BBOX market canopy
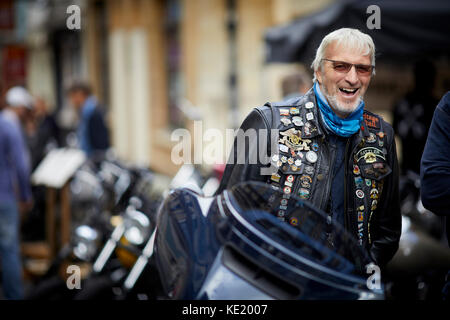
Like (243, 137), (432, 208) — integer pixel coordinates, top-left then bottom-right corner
(264, 0), (450, 64)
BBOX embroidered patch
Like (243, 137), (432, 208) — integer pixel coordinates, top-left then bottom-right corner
(363, 113), (380, 129)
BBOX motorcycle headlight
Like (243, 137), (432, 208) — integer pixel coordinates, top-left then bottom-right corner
(73, 225), (100, 261)
(123, 208), (151, 246)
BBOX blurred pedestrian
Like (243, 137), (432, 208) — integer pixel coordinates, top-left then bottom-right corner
(420, 91), (450, 300)
(67, 82), (110, 157)
(393, 59), (439, 175)
(0, 113), (33, 300)
(2, 86), (34, 169)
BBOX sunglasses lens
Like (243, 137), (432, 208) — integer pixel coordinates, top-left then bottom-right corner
(356, 65), (372, 74)
(333, 62), (351, 72)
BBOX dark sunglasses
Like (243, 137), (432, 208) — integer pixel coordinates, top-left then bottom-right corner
(322, 58), (374, 75)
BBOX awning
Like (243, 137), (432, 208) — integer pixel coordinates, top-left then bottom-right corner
(264, 0), (450, 64)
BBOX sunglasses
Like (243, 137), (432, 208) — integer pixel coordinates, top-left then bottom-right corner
(322, 59), (374, 75)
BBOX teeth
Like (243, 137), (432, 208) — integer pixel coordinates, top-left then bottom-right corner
(341, 88), (358, 93)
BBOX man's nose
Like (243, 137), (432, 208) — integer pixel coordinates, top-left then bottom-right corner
(344, 66), (359, 84)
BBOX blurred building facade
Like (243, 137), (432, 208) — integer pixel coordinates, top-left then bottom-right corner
(2, 0), (449, 175)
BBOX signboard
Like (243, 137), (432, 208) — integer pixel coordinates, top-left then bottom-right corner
(32, 148), (86, 188)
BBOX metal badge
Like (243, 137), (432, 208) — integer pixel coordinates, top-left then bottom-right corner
(305, 101), (314, 109)
(305, 165), (314, 175)
(277, 210), (285, 218)
(370, 188), (379, 199)
(305, 151), (318, 163)
(284, 181), (293, 187)
(295, 159), (302, 167)
(276, 160), (282, 168)
(281, 156), (288, 163)
(297, 152), (304, 159)
(306, 112), (314, 121)
(291, 165), (299, 172)
(272, 154), (279, 162)
(280, 117), (292, 126)
(280, 108), (289, 116)
(287, 157), (294, 165)
(292, 116), (304, 127)
(367, 132), (377, 143)
(353, 164), (360, 175)
(281, 198), (288, 206)
(365, 179), (371, 187)
(312, 142), (319, 152)
(356, 190), (365, 199)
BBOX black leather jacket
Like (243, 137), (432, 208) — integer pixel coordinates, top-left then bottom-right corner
(218, 88), (401, 267)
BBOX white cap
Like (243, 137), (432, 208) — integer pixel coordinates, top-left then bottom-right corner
(5, 86), (34, 109)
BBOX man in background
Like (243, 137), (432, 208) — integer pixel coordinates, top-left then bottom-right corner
(67, 82), (110, 157)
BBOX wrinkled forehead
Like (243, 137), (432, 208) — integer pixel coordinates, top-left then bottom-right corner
(325, 40), (372, 64)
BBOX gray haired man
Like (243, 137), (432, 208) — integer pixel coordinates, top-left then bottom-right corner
(218, 28), (401, 269)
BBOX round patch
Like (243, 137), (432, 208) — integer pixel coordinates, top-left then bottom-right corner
(283, 186), (292, 194)
(356, 190), (364, 199)
(306, 151), (318, 163)
(312, 143), (319, 152)
(286, 175), (294, 183)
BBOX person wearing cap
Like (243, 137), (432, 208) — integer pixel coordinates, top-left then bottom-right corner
(0, 112), (33, 299)
(217, 28), (401, 270)
(67, 82), (110, 157)
(2, 86), (34, 169)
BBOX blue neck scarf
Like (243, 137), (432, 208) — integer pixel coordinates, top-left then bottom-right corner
(313, 81), (364, 137)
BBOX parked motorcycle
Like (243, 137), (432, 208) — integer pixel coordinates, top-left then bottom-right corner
(153, 181), (383, 300)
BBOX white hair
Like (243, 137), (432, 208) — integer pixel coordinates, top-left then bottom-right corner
(311, 28), (376, 81)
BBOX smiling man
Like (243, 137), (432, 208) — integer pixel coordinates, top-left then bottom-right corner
(218, 28), (401, 269)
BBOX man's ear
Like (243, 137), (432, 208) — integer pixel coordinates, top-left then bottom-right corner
(315, 69), (322, 84)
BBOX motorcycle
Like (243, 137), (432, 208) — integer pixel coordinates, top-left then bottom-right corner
(152, 181), (383, 300)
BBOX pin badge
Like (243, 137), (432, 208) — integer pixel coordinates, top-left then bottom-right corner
(305, 165), (314, 175)
(305, 151), (318, 163)
(306, 112), (314, 121)
(356, 190), (365, 199)
(283, 186), (292, 194)
(295, 159), (302, 167)
(281, 156), (287, 163)
(280, 117), (292, 126)
(353, 164), (360, 175)
(292, 116), (304, 127)
(272, 154), (279, 162)
(271, 173), (281, 183)
(279, 144), (289, 153)
(305, 102), (314, 109)
(290, 107), (300, 115)
(312, 142), (319, 152)
(280, 108), (289, 116)
(289, 217), (299, 226)
(286, 175), (294, 183)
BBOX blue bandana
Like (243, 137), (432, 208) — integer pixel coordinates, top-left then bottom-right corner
(313, 81), (364, 137)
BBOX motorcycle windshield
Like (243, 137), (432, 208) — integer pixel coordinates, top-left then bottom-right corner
(225, 182), (372, 276)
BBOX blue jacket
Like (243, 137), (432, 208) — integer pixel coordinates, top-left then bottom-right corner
(420, 92), (450, 244)
(0, 115), (32, 203)
(77, 96), (110, 156)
